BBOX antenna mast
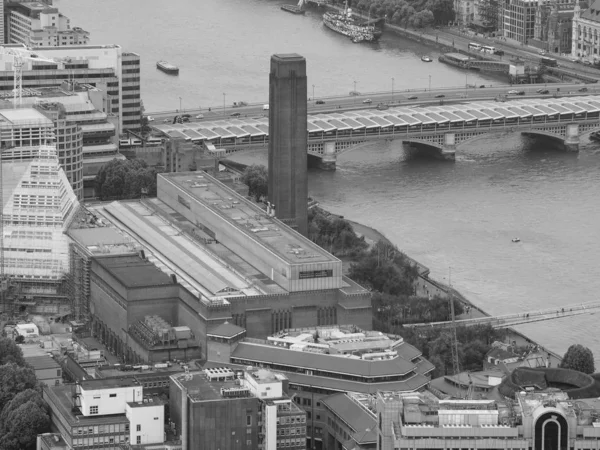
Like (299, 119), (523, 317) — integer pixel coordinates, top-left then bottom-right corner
(449, 267), (460, 375)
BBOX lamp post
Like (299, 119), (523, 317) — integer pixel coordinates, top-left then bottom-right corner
(312, 84), (315, 102)
(223, 93), (226, 116)
(179, 96), (182, 112)
(465, 72), (468, 96)
(428, 75), (431, 92)
(353, 80), (357, 103)
(391, 77), (395, 103)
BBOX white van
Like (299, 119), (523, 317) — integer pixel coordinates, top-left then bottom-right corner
(263, 104), (269, 110)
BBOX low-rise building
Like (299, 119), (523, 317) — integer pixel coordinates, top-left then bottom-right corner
(43, 377), (165, 449)
(26, 354), (62, 386)
(321, 393), (376, 450)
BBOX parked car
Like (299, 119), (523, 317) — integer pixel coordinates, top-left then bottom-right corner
(407, 95), (418, 100)
(434, 94), (445, 98)
(363, 99), (372, 104)
(230, 112), (241, 117)
(316, 99), (325, 104)
(578, 87), (589, 92)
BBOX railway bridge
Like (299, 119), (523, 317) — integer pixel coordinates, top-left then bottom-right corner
(151, 95), (600, 170)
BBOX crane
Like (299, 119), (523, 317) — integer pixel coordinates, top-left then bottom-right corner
(0, 46), (57, 108)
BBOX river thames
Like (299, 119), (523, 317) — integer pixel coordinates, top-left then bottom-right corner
(62, 0), (600, 362)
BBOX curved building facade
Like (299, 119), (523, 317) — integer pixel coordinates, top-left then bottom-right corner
(55, 118), (83, 200)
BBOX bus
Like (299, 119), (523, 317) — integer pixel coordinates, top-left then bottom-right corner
(481, 45), (496, 54)
(468, 42), (482, 51)
(541, 56), (558, 67)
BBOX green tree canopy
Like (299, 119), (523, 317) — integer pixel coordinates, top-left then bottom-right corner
(241, 164), (268, 202)
(0, 337), (26, 366)
(560, 344), (595, 374)
(94, 159), (158, 201)
(307, 209), (367, 256)
(0, 363), (39, 413)
(0, 389), (50, 450)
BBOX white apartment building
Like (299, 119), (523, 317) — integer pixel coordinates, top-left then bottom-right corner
(7, 2), (89, 47)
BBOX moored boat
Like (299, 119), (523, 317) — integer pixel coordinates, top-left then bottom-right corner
(421, 55), (433, 62)
(322, 0), (383, 43)
(281, 0), (306, 14)
(157, 61), (179, 75)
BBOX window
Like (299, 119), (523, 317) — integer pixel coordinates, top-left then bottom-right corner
(109, 393), (116, 398)
(136, 436), (141, 444)
(246, 415), (252, 426)
(57, 369), (62, 377)
(89, 406), (98, 415)
(136, 424), (141, 432)
(246, 440), (252, 446)
(247, 428), (252, 434)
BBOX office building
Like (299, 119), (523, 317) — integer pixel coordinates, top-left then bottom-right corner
(169, 367), (306, 450)
(268, 53), (308, 236)
(6, 1), (89, 47)
(43, 377), (165, 449)
(0, 44), (141, 132)
(500, 0), (538, 43)
(25, 354), (63, 386)
(0, 142), (78, 313)
(321, 393), (377, 450)
(227, 325), (433, 450)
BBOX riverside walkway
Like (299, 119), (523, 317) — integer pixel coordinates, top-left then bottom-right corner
(404, 301), (600, 330)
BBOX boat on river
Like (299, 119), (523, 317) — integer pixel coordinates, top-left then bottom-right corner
(421, 55), (433, 62)
(322, 0), (383, 43)
(156, 61), (179, 75)
(281, 0), (306, 14)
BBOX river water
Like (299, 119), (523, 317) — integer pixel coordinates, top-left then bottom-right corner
(62, 0), (600, 362)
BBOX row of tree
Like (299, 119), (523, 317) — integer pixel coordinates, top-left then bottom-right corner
(338, 0), (455, 29)
(0, 338), (50, 450)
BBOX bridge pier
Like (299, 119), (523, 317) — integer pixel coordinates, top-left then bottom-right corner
(564, 123), (580, 152)
(319, 141), (337, 171)
(441, 133), (457, 161)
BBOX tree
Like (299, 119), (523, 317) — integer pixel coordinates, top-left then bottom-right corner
(560, 344), (595, 374)
(0, 363), (39, 413)
(0, 390), (50, 450)
(94, 159), (158, 200)
(241, 164), (268, 202)
(0, 337), (26, 366)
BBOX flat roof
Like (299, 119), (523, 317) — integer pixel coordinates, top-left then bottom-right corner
(160, 172), (339, 265)
(26, 354), (61, 370)
(94, 255), (174, 289)
(80, 377), (140, 390)
(0, 108), (54, 125)
(171, 371), (255, 402)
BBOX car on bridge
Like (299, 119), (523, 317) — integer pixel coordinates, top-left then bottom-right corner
(363, 99), (372, 104)
(579, 87), (589, 92)
(508, 89), (519, 95)
(196, 114), (204, 119)
(407, 95), (418, 100)
(316, 100), (325, 104)
(230, 112), (241, 117)
(434, 94), (445, 98)
(539, 89), (550, 94)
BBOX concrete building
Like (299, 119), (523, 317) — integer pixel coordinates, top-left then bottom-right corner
(0, 143), (79, 314)
(572, 0), (600, 61)
(25, 354), (62, 386)
(321, 393), (377, 450)
(43, 377), (165, 449)
(531, 0), (578, 54)
(170, 367), (306, 450)
(376, 389), (600, 450)
(6, 1), (89, 47)
(0, 44), (141, 132)
(268, 53), (308, 235)
(226, 326), (433, 450)
(500, 0), (538, 43)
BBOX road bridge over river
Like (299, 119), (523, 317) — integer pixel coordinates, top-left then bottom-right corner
(151, 94), (600, 169)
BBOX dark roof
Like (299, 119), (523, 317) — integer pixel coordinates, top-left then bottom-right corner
(321, 394), (377, 443)
(26, 355), (61, 370)
(232, 342), (416, 377)
(80, 377), (139, 390)
(207, 322), (246, 339)
(486, 347), (518, 361)
(93, 255), (174, 289)
(582, 0), (600, 22)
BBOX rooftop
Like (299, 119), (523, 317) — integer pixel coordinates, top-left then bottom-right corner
(0, 108), (54, 126)
(160, 172), (339, 265)
(171, 370), (254, 403)
(94, 255), (175, 289)
(25, 354), (61, 370)
(80, 377), (140, 390)
(68, 224), (138, 256)
(321, 393), (377, 444)
(207, 322), (246, 339)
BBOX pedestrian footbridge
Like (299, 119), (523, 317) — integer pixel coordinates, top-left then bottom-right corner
(151, 95), (600, 169)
